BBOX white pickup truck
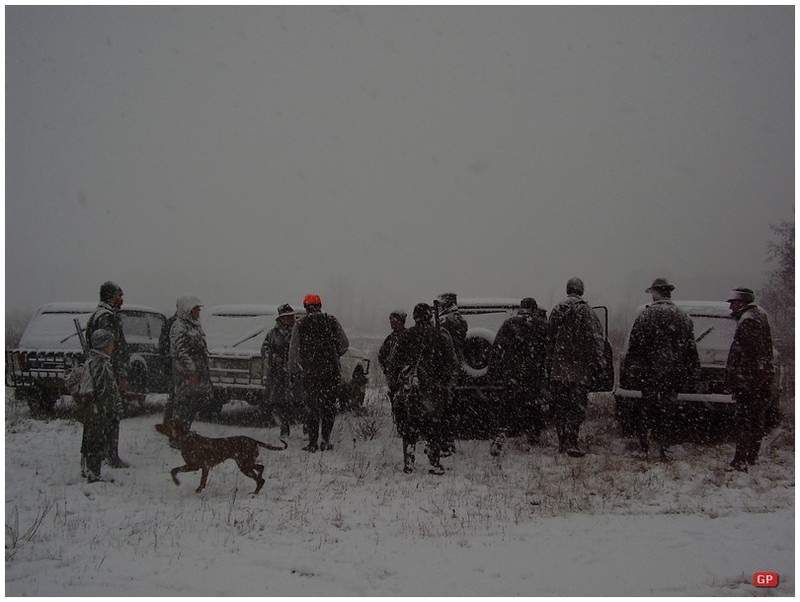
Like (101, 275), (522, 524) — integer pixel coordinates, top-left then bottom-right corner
(203, 304), (370, 415)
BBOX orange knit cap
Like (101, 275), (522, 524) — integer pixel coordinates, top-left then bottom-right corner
(303, 294), (322, 306)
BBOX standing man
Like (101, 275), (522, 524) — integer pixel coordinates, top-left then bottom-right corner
(487, 297), (549, 454)
(436, 292), (468, 454)
(261, 304), (296, 438)
(725, 287), (775, 472)
(79, 329), (124, 483)
(85, 280), (130, 468)
(170, 296), (214, 430)
(288, 294), (349, 452)
(378, 309), (407, 425)
(547, 277), (606, 458)
(625, 278), (700, 461)
(388, 303), (457, 475)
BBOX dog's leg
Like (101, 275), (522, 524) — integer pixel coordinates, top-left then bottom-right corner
(170, 465), (195, 486)
(253, 463), (265, 494)
(196, 467), (210, 493)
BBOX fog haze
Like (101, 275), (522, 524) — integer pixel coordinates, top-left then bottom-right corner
(5, 6), (794, 331)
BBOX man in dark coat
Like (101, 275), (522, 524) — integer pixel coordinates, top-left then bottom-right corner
(388, 303), (457, 475)
(436, 292), (468, 454)
(84, 280), (130, 468)
(725, 287), (775, 472)
(547, 277), (606, 457)
(261, 304), (297, 437)
(378, 309), (407, 425)
(288, 294), (349, 452)
(625, 278), (700, 461)
(487, 297), (549, 453)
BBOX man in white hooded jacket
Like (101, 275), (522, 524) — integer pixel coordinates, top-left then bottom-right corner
(170, 296), (214, 429)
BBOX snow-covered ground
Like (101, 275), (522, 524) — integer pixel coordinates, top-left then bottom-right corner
(5, 387), (794, 596)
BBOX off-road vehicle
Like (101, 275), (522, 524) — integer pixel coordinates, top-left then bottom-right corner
(6, 302), (169, 414)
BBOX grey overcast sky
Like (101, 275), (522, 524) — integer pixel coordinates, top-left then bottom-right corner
(5, 5), (794, 331)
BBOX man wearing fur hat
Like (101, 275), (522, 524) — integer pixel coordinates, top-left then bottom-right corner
(261, 304), (297, 437)
(85, 281), (130, 468)
(547, 277), (606, 457)
(625, 278), (699, 461)
(725, 287), (775, 472)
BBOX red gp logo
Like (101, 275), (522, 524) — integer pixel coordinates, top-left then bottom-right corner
(754, 572), (779, 587)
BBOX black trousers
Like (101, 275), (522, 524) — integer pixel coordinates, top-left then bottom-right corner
(304, 380), (338, 447)
(636, 388), (678, 453)
(732, 385), (770, 467)
(549, 381), (588, 451)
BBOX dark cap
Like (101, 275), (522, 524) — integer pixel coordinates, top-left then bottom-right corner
(520, 297), (538, 311)
(566, 277), (584, 295)
(100, 281), (124, 302)
(413, 302), (432, 320)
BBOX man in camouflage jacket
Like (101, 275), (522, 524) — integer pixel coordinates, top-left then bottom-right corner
(80, 329), (124, 483)
(84, 280), (129, 467)
(170, 296), (214, 429)
(261, 304), (297, 437)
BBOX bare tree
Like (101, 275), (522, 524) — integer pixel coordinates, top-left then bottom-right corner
(759, 220), (794, 390)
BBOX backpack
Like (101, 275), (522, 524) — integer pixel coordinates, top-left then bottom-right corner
(65, 362), (95, 407)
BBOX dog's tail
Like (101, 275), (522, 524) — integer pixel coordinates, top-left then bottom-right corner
(257, 439), (288, 451)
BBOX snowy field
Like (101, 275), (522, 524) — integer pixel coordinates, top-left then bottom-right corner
(5, 387), (795, 596)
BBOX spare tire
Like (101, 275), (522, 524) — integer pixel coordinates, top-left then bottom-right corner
(461, 327), (496, 377)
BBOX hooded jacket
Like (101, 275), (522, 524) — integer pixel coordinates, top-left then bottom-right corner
(170, 296), (212, 399)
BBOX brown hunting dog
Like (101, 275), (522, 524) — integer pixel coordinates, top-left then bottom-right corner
(155, 420), (287, 494)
